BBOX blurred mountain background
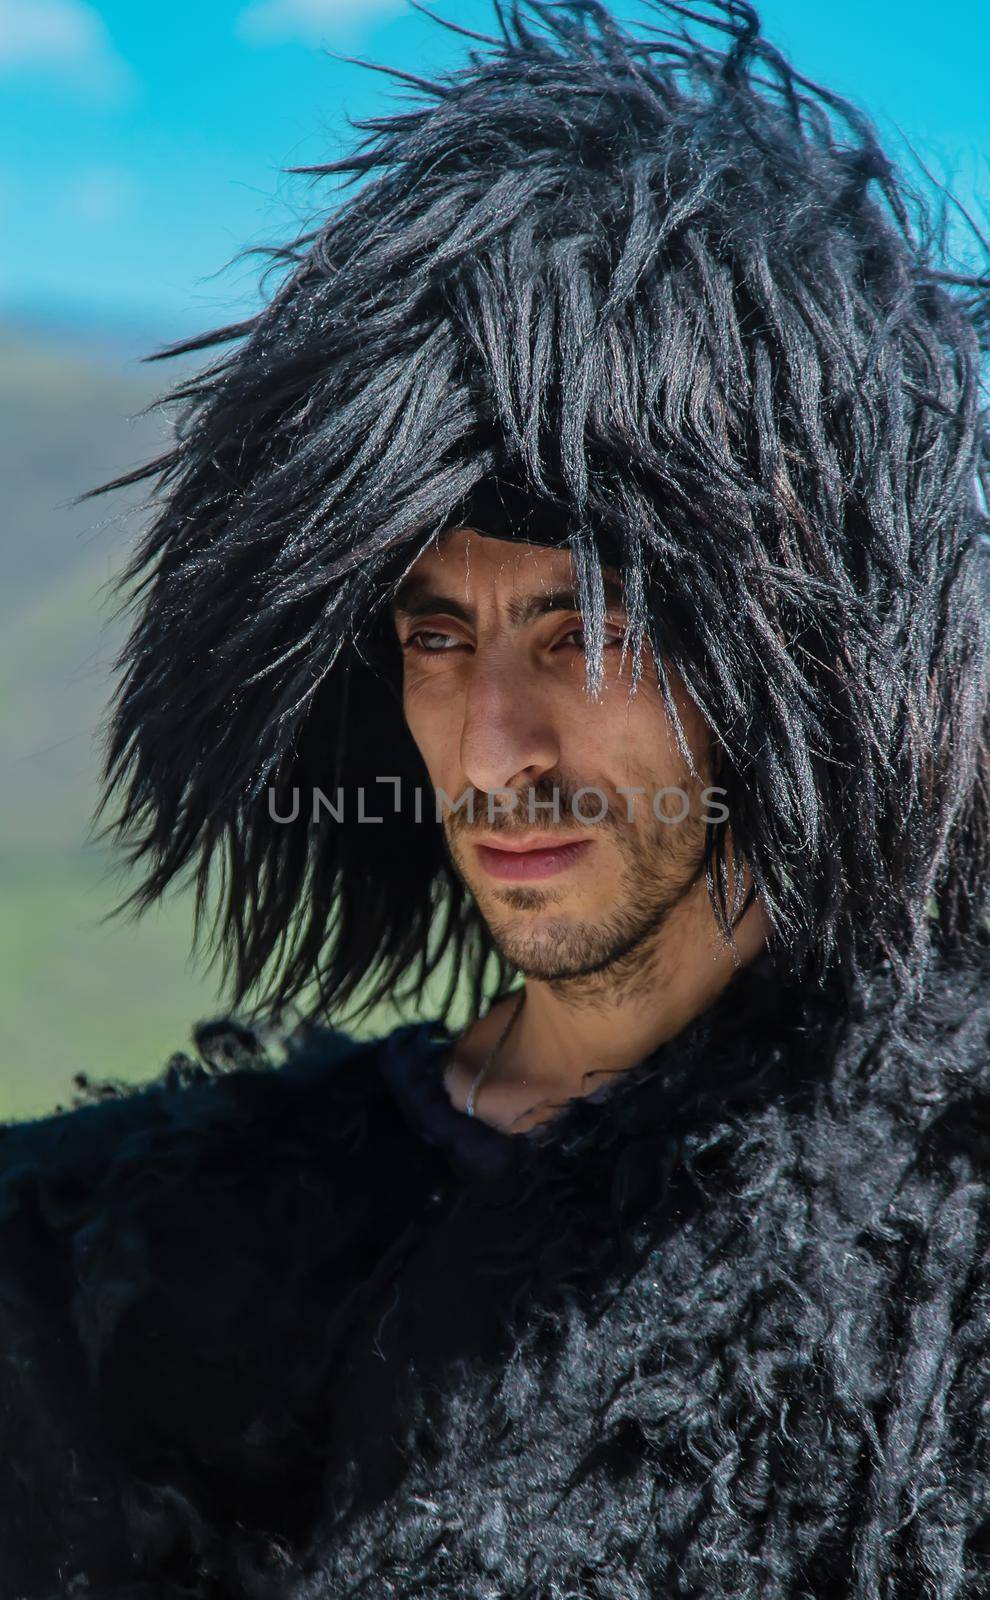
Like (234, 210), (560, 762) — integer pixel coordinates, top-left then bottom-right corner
(0, 317), (223, 1118)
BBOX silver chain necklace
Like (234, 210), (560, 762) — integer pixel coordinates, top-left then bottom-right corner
(464, 988), (527, 1119)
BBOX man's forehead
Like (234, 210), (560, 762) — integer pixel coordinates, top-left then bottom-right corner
(398, 526), (619, 593)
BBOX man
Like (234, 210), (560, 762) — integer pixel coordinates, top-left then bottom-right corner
(3, 1), (990, 1596)
(392, 526), (771, 1136)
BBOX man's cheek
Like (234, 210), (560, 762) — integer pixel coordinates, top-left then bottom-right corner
(402, 695), (441, 766)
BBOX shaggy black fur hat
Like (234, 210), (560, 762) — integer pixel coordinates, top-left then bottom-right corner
(95, 0), (990, 1025)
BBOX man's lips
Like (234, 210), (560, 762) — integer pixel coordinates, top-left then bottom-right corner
(473, 836), (593, 882)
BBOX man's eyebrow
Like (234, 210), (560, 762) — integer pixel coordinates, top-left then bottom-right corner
(391, 574), (627, 628)
(391, 577), (473, 625)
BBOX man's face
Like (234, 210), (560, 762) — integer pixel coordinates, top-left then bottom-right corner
(391, 528), (722, 984)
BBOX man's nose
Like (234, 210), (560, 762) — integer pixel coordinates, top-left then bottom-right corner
(459, 651), (560, 794)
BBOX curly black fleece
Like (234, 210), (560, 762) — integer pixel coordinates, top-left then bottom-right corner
(4, 950), (990, 1599)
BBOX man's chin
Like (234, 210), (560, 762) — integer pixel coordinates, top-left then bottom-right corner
(481, 911), (625, 982)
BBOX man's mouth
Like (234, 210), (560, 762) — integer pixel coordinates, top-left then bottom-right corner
(472, 836), (593, 882)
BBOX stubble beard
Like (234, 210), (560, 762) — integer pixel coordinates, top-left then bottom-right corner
(445, 804), (710, 1006)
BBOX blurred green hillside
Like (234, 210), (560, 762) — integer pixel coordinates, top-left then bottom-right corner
(0, 322), (228, 1121)
(0, 321), (479, 1125)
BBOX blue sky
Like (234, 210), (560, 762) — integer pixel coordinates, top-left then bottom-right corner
(2, 0), (987, 341)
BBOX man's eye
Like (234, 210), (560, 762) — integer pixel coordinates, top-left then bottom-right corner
(556, 628), (624, 650)
(406, 630), (462, 653)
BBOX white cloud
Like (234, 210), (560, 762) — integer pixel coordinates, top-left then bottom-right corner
(237, 0), (402, 47)
(0, 0), (134, 100)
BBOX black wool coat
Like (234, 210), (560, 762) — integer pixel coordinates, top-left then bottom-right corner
(4, 950), (990, 1600)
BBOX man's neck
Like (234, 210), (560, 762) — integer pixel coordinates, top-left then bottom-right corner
(450, 894), (774, 1133)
